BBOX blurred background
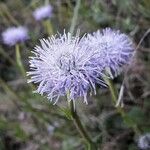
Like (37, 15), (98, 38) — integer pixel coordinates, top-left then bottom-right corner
(0, 0), (150, 149)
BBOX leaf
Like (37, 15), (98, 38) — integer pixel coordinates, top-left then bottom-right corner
(59, 107), (72, 120)
(125, 107), (145, 126)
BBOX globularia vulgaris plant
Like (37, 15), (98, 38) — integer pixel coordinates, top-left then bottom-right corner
(27, 0), (138, 149)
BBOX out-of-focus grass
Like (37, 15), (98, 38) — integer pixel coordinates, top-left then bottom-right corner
(0, 0), (150, 149)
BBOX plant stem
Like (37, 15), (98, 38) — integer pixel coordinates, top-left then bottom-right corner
(69, 101), (97, 150)
(104, 77), (141, 135)
(104, 78), (126, 117)
(15, 44), (35, 91)
(15, 44), (26, 77)
(69, 0), (81, 35)
(104, 78), (117, 105)
(67, 1), (97, 148)
(43, 19), (53, 35)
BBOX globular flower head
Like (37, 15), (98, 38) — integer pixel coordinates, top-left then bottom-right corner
(28, 32), (106, 104)
(2, 26), (29, 46)
(138, 133), (150, 150)
(85, 28), (134, 78)
(33, 5), (53, 21)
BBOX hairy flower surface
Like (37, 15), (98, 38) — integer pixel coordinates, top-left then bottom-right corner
(33, 5), (53, 21)
(28, 33), (105, 104)
(85, 28), (134, 78)
(138, 133), (150, 150)
(2, 26), (29, 46)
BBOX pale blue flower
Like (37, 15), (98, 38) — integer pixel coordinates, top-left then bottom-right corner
(28, 33), (106, 104)
(33, 5), (53, 21)
(85, 28), (134, 78)
(2, 26), (29, 46)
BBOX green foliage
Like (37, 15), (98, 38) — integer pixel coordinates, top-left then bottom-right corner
(139, 0), (150, 19)
(127, 107), (145, 125)
(0, 117), (28, 141)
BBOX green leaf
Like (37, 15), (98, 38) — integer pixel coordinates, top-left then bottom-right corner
(59, 107), (72, 120)
(126, 107), (145, 126)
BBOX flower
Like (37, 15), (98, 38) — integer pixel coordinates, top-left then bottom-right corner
(138, 133), (150, 150)
(85, 28), (134, 78)
(28, 32), (106, 104)
(2, 26), (29, 46)
(33, 5), (53, 21)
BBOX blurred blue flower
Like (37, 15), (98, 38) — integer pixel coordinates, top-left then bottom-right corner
(28, 32), (106, 104)
(138, 133), (150, 150)
(33, 5), (53, 21)
(85, 28), (134, 78)
(2, 26), (29, 46)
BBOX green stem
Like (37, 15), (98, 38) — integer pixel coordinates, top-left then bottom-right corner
(15, 44), (35, 90)
(43, 19), (53, 35)
(15, 44), (26, 77)
(104, 77), (141, 135)
(104, 78), (127, 118)
(67, 1), (97, 148)
(69, 101), (97, 150)
(69, 0), (81, 35)
(104, 78), (117, 105)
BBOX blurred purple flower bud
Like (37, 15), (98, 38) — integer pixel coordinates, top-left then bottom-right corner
(2, 26), (29, 46)
(33, 5), (53, 21)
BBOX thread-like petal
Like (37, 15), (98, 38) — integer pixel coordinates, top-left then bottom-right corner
(28, 32), (105, 103)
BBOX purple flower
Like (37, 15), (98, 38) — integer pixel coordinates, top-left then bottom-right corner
(2, 26), (29, 46)
(33, 5), (53, 21)
(27, 33), (106, 104)
(138, 133), (150, 150)
(85, 28), (134, 78)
